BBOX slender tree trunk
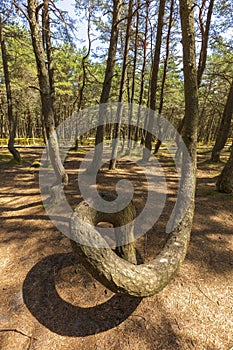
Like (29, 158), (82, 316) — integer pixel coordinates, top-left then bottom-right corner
(109, 0), (134, 170)
(70, 0), (199, 298)
(216, 138), (233, 193)
(42, 0), (56, 123)
(74, 0), (92, 151)
(143, 0), (166, 162)
(134, 0), (150, 146)
(179, 0), (214, 135)
(211, 80), (233, 162)
(88, 0), (122, 173)
(197, 0), (214, 88)
(154, 0), (174, 154)
(27, 0), (68, 185)
(0, 16), (21, 163)
(127, 0), (140, 152)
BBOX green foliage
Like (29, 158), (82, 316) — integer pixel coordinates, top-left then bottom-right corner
(0, 0), (232, 148)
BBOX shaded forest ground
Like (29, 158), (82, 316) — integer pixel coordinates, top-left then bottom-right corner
(0, 147), (232, 350)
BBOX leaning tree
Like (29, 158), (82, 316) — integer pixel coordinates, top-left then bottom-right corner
(70, 0), (199, 297)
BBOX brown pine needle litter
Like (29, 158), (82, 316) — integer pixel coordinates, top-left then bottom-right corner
(0, 148), (232, 350)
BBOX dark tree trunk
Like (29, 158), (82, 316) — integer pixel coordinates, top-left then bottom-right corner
(216, 139), (233, 193)
(127, 0), (140, 152)
(74, 4), (92, 152)
(70, 0), (199, 297)
(0, 16), (21, 163)
(154, 0), (174, 155)
(143, 0), (166, 162)
(178, 0), (214, 135)
(211, 80), (233, 162)
(27, 0), (68, 185)
(42, 0), (56, 124)
(109, 0), (134, 170)
(197, 0), (214, 88)
(88, 0), (122, 173)
(134, 0), (150, 146)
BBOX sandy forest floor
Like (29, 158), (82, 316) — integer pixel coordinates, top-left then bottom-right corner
(0, 147), (232, 350)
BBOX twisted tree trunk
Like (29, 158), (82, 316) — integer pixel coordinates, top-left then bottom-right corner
(70, 0), (199, 297)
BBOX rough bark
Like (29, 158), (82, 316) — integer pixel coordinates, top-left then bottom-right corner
(27, 0), (68, 185)
(70, 203), (194, 297)
(180, 0), (199, 160)
(216, 139), (233, 193)
(0, 16), (21, 163)
(211, 80), (233, 162)
(143, 0), (166, 162)
(71, 193), (137, 265)
(88, 0), (122, 173)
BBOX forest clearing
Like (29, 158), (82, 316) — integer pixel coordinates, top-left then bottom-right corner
(0, 146), (232, 349)
(0, 0), (233, 349)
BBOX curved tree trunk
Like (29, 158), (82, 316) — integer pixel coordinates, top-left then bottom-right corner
(70, 0), (198, 298)
(211, 80), (233, 162)
(27, 0), (68, 186)
(216, 139), (233, 193)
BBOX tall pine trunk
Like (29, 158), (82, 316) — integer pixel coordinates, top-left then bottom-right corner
(154, 0), (174, 154)
(109, 0), (134, 170)
(0, 16), (21, 163)
(143, 0), (166, 162)
(27, 0), (68, 185)
(88, 0), (122, 173)
(134, 0), (150, 146)
(211, 80), (233, 162)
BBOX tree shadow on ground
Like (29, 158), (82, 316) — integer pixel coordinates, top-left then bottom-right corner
(23, 253), (142, 337)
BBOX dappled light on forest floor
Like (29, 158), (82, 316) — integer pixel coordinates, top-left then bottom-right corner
(0, 148), (232, 349)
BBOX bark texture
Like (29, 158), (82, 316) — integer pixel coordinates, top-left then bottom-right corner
(71, 194), (137, 265)
(27, 0), (68, 185)
(70, 203), (194, 297)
